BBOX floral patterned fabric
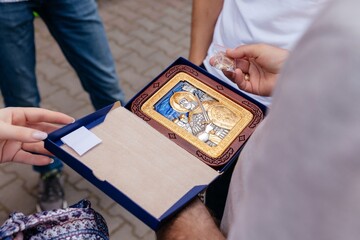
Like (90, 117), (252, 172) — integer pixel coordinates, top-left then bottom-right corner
(0, 200), (109, 240)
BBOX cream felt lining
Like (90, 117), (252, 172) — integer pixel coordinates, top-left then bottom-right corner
(61, 106), (218, 218)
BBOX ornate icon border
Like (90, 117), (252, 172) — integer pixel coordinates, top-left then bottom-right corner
(141, 72), (253, 158)
(129, 64), (264, 168)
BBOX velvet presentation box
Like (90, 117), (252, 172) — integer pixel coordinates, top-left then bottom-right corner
(44, 57), (266, 230)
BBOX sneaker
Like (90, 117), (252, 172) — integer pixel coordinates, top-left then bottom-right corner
(36, 170), (68, 212)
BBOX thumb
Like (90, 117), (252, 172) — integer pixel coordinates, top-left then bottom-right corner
(0, 123), (48, 142)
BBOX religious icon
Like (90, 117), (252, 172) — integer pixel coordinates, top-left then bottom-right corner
(141, 72), (254, 158)
(169, 88), (239, 147)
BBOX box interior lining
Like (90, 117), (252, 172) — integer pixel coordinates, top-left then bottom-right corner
(61, 106), (219, 218)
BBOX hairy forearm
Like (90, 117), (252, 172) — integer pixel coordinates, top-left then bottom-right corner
(157, 198), (225, 240)
(189, 0), (224, 65)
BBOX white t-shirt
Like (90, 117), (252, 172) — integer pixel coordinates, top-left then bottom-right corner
(204, 0), (328, 106)
(221, 0), (360, 239)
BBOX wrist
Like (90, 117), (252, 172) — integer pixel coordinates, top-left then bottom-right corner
(157, 198), (225, 240)
(188, 51), (206, 66)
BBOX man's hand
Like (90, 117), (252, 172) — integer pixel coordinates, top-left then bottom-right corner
(157, 198), (225, 240)
(0, 107), (74, 165)
(210, 44), (289, 96)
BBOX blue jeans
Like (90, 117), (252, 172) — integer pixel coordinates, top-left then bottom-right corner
(0, 0), (125, 174)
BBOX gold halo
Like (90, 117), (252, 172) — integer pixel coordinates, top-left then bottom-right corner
(169, 91), (197, 113)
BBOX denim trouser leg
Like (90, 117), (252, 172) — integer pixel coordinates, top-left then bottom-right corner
(0, 2), (63, 175)
(38, 0), (126, 110)
(0, 2), (40, 107)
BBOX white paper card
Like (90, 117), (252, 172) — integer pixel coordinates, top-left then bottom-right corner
(61, 126), (102, 156)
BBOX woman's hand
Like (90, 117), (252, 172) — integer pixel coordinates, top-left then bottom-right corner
(0, 107), (74, 165)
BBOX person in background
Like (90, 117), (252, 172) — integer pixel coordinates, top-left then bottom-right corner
(189, 0), (329, 221)
(158, 0), (360, 238)
(190, 0), (327, 107)
(0, 0), (126, 211)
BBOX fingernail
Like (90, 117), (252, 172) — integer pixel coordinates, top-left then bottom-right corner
(32, 131), (48, 140)
(49, 158), (54, 164)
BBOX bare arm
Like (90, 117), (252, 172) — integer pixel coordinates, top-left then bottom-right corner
(189, 0), (224, 65)
(157, 198), (225, 240)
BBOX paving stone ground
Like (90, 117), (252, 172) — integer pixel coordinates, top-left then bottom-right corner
(0, 0), (192, 238)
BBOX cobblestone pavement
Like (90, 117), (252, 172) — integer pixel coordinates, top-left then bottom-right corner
(0, 0), (191, 239)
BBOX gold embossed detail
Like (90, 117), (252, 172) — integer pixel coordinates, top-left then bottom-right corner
(141, 72), (253, 158)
